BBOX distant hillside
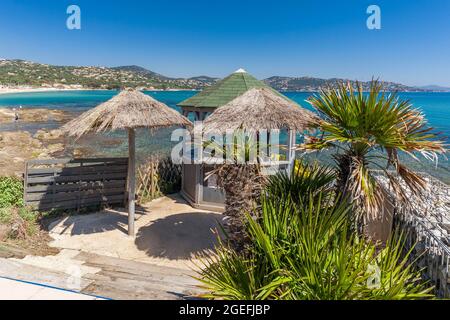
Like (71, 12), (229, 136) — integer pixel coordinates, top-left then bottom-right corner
(0, 60), (215, 90)
(0, 59), (432, 92)
(111, 65), (169, 79)
(187, 76), (218, 84)
(418, 85), (450, 92)
(263, 76), (425, 92)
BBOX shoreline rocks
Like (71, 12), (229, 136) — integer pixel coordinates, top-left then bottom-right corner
(0, 108), (79, 176)
(0, 108), (72, 124)
(0, 131), (66, 177)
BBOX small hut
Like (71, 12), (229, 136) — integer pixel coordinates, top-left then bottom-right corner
(178, 68), (268, 121)
(178, 69), (316, 211)
(62, 89), (192, 236)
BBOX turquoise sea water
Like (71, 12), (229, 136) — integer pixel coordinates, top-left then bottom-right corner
(0, 90), (449, 182)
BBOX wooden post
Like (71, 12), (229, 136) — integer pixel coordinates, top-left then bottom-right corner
(128, 129), (136, 237)
(23, 162), (28, 206)
(150, 159), (155, 199)
(287, 130), (296, 176)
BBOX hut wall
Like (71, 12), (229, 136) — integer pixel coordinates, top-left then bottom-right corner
(182, 164), (198, 202)
(201, 165), (225, 204)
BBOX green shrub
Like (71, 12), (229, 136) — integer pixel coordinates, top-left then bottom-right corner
(0, 207), (12, 224)
(266, 160), (336, 204)
(197, 165), (433, 300)
(0, 177), (24, 208)
(17, 207), (39, 237)
(0, 206), (39, 239)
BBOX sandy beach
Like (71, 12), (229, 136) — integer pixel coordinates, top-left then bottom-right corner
(0, 87), (193, 95)
(0, 87), (91, 96)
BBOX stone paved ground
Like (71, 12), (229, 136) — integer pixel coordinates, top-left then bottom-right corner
(47, 194), (223, 270)
(0, 277), (102, 300)
(0, 194), (221, 299)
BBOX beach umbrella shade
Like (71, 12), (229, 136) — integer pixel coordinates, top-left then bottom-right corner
(203, 87), (317, 134)
(202, 86), (318, 171)
(61, 89), (192, 236)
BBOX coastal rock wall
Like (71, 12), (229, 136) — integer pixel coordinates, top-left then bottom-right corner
(379, 174), (450, 298)
(0, 108), (77, 177)
(0, 108), (71, 123)
(0, 131), (65, 177)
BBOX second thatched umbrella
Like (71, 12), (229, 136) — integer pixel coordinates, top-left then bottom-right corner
(203, 87), (316, 134)
(61, 89), (192, 236)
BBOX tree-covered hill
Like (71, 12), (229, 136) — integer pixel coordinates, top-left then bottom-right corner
(0, 59), (216, 90)
(0, 59), (428, 92)
(263, 76), (424, 92)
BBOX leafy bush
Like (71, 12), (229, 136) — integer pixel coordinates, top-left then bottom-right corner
(0, 206), (39, 239)
(197, 165), (432, 300)
(0, 177), (24, 208)
(266, 160), (336, 204)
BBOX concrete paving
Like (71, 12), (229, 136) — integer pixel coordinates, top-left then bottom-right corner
(10, 249), (102, 276)
(0, 194), (220, 299)
(0, 250), (203, 300)
(47, 194), (223, 270)
(0, 277), (103, 300)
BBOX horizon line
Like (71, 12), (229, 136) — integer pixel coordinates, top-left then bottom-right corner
(2, 56), (450, 89)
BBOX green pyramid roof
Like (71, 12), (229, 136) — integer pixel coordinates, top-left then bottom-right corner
(178, 69), (271, 109)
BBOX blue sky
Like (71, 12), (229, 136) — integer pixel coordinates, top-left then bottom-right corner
(0, 0), (449, 86)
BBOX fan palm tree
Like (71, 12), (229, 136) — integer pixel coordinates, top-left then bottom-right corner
(204, 131), (266, 252)
(303, 81), (446, 237)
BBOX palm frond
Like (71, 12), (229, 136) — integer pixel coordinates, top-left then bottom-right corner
(304, 80), (447, 221)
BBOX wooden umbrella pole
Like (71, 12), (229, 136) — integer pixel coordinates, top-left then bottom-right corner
(128, 128), (136, 236)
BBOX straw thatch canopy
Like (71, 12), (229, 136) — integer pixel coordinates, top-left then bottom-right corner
(60, 89), (192, 237)
(202, 87), (317, 134)
(62, 89), (192, 138)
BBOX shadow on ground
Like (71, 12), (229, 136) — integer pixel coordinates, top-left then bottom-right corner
(50, 207), (147, 236)
(135, 212), (223, 260)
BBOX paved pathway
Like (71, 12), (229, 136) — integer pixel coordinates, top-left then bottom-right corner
(47, 194), (223, 270)
(1, 249), (204, 300)
(0, 195), (214, 300)
(0, 277), (103, 300)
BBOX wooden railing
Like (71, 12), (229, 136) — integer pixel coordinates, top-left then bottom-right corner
(24, 158), (128, 211)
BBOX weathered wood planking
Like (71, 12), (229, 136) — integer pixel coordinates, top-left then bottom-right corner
(25, 188), (125, 202)
(24, 158), (128, 211)
(27, 165), (128, 176)
(27, 172), (127, 184)
(26, 180), (126, 193)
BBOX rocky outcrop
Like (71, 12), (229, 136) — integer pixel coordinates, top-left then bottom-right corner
(0, 108), (72, 124)
(0, 131), (65, 177)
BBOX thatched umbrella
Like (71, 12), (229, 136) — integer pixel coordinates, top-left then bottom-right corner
(61, 89), (192, 236)
(203, 87), (316, 134)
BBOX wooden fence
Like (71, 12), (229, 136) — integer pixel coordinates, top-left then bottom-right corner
(136, 157), (182, 203)
(24, 158), (128, 211)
